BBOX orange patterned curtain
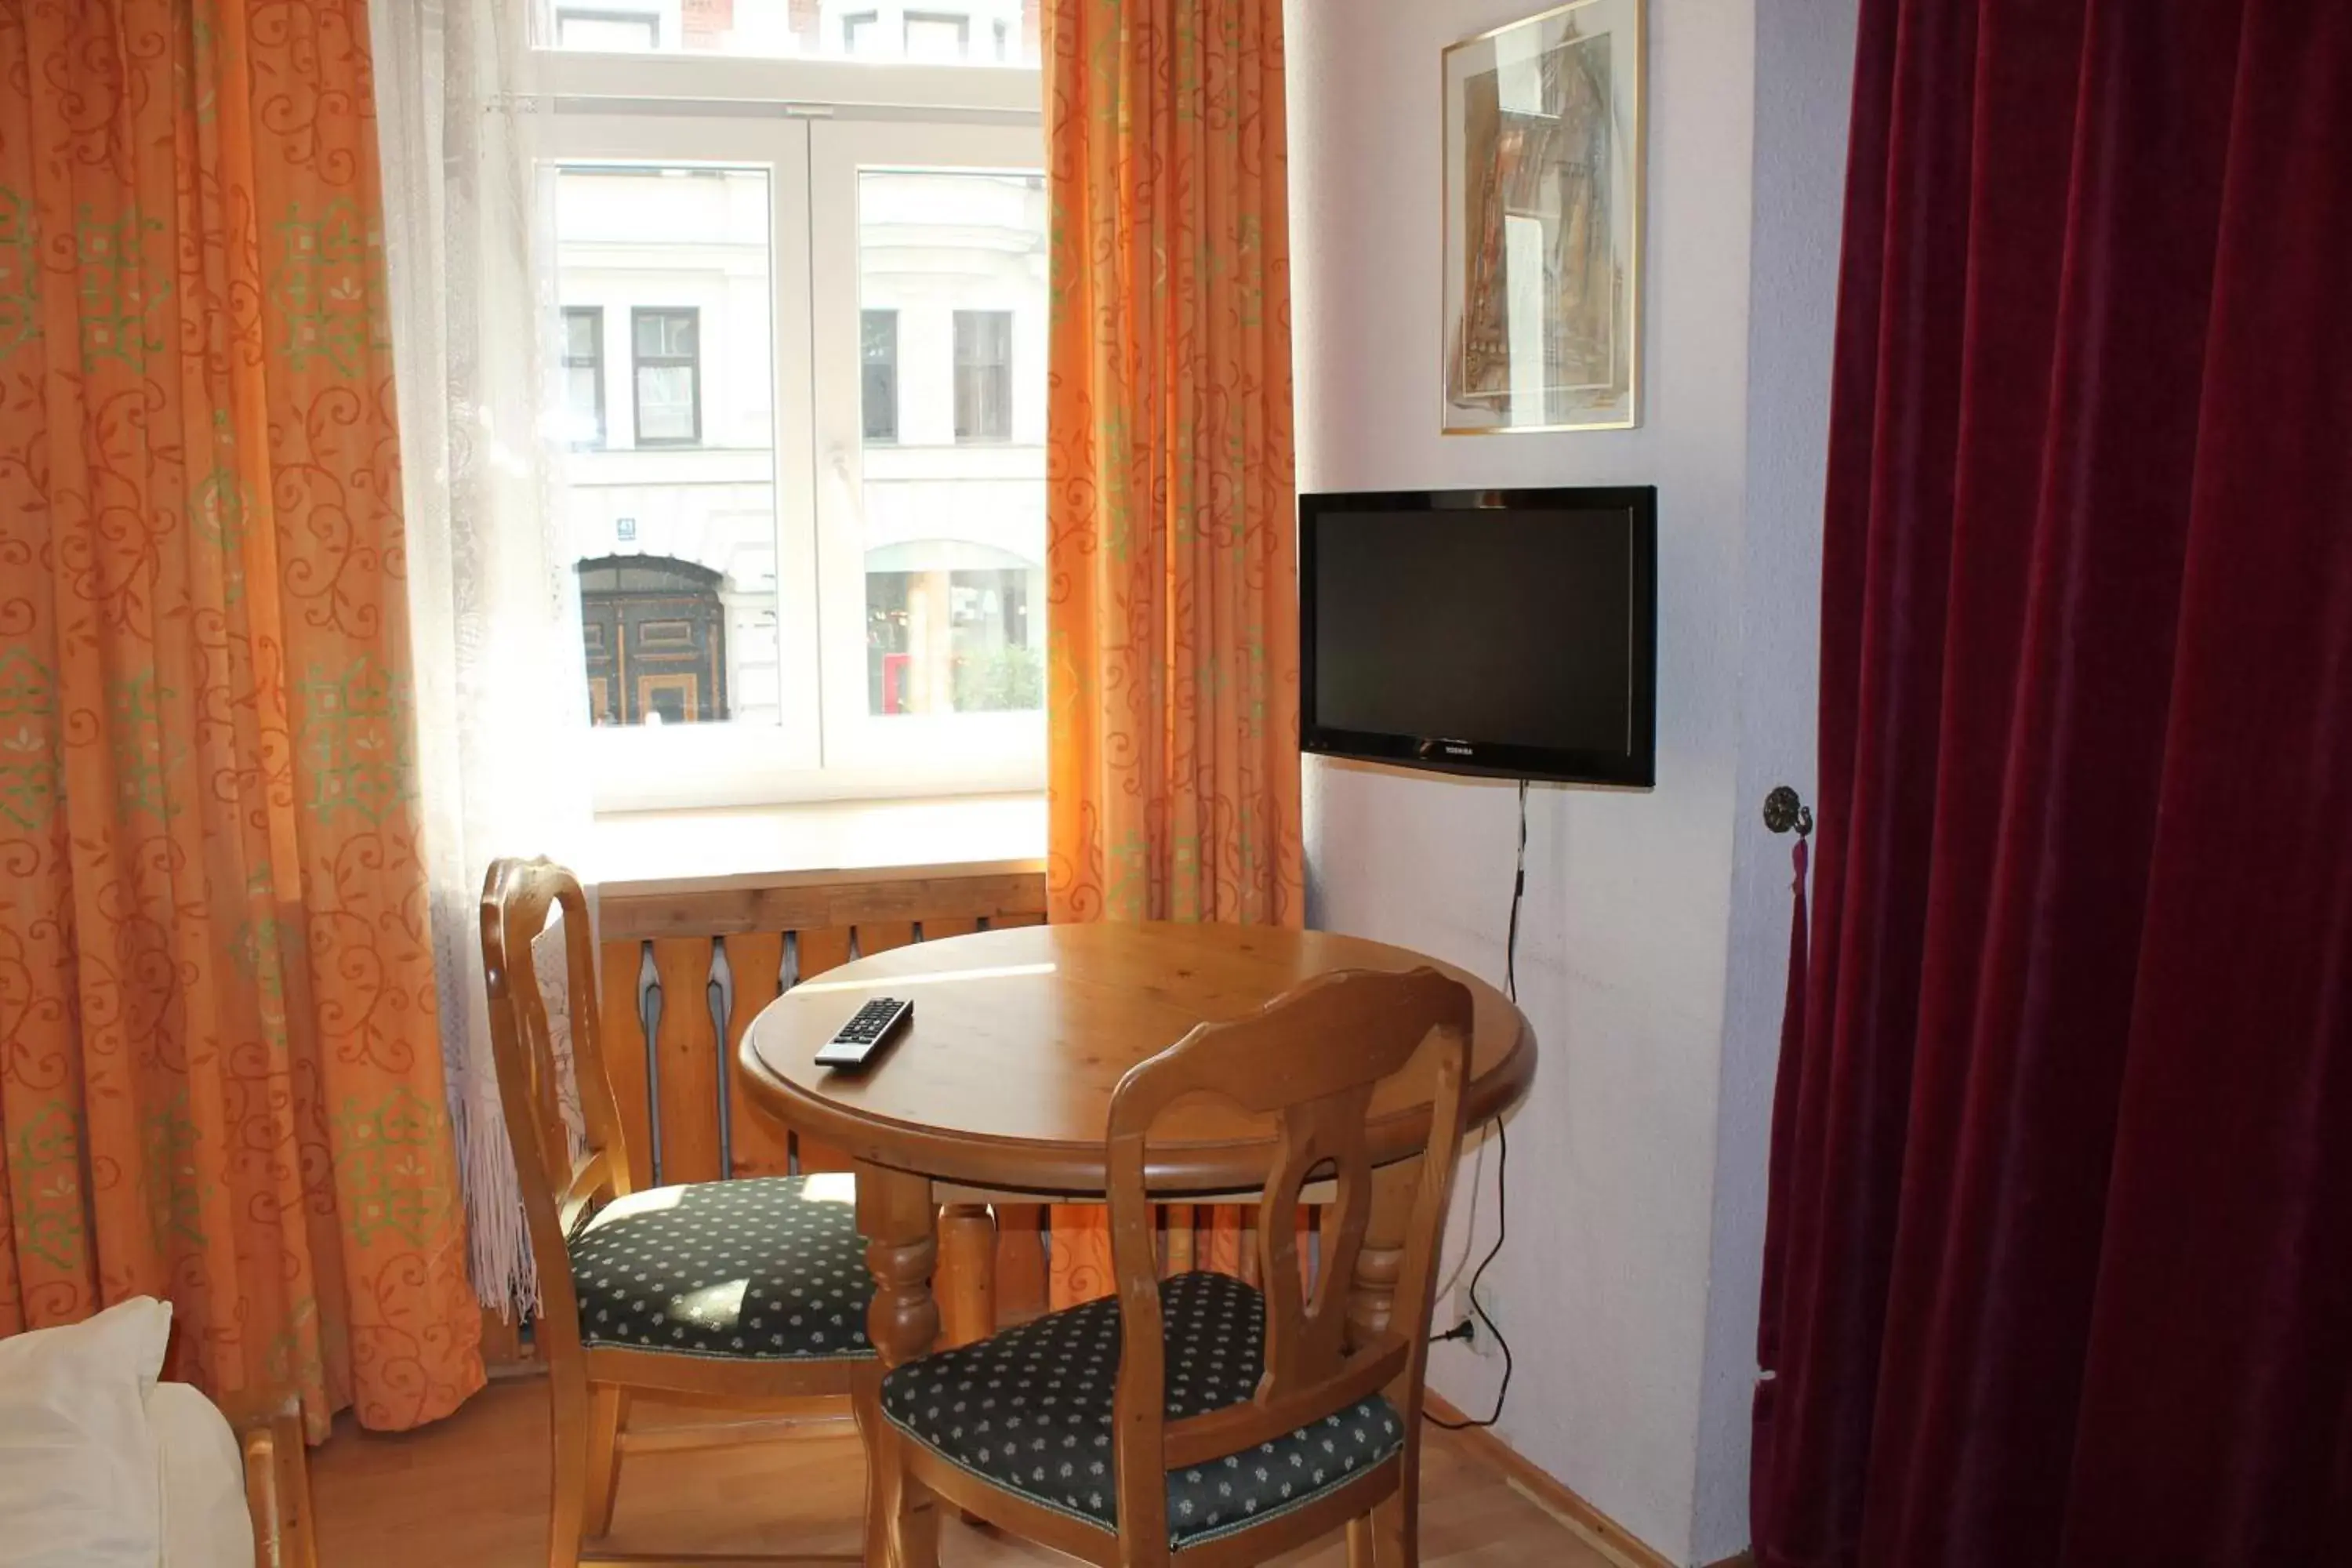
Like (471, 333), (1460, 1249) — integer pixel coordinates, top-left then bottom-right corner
(1042, 0), (1304, 1307)
(0, 0), (481, 1434)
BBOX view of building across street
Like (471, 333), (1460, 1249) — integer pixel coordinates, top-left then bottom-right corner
(547, 0), (1047, 740)
(552, 0), (1040, 64)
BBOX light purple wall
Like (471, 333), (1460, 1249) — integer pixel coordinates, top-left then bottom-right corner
(1287, 1), (1853, 1559)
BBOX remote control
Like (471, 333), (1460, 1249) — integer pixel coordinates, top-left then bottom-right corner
(814, 996), (914, 1069)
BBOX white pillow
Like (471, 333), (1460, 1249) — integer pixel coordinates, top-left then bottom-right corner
(0, 1296), (172, 1567)
(146, 1382), (253, 1568)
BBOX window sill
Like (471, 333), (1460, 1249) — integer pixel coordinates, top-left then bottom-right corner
(584, 791), (1045, 898)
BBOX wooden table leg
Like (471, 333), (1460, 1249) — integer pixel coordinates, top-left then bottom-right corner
(1349, 1159), (1423, 1568)
(1347, 1160), (1418, 1349)
(938, 1203), (997, 1348)
(936, 1203), (1000, 1529)
(992, 1202), (1049, 1327)
(856, 1163), (942, 1568)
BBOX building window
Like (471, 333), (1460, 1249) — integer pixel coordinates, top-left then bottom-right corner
(559, 307), (605, 448)
(993, 20), (1009, 60)
(953, 310), (1013, 443)
(862, 309), (899, 443)
(556, 7), (659, 49)
(631, 307), (700, 446)
(905, 11), (971, 62)
(842, 11), (880, 54)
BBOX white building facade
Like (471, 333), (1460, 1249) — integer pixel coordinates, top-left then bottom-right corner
(550, 0), (1039, 66)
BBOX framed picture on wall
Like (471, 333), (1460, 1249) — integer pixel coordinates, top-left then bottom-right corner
(1442, 0), (1645, 434)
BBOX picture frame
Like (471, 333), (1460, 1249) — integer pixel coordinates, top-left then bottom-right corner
(1442, 0), (1645, 434)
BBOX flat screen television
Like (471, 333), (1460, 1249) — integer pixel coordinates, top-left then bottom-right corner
(1300, 486), (1657, 786)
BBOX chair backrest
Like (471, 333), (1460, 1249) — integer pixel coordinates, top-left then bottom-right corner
(1102, 966), (1475, 1552)
(478, 857), (633, 1352)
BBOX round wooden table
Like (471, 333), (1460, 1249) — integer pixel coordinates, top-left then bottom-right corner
(738, 920), (1537, 1565)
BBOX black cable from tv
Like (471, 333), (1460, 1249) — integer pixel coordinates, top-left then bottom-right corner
(1425, 779), (1523, 1432)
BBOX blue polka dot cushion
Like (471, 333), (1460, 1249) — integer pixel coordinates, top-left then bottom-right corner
(567, 1175), (874, 1361)
(880, 1270), (1403, 1549)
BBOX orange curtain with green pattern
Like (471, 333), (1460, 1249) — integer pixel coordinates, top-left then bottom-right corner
(0, 0), (481, 1434)
(1042, 0), (1304, 1307)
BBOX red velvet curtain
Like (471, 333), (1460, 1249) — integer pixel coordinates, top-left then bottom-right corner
(1753, 4), (2352, 1566)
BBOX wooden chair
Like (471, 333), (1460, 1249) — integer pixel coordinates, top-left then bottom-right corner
(481, 857), (866, 1568)
(872, 966), (1474, 1567)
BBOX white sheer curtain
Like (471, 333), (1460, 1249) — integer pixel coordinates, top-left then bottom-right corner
(373, 0), (594, 1316)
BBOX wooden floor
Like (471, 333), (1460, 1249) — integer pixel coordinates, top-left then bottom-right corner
(311, 1378), (1625, 1566)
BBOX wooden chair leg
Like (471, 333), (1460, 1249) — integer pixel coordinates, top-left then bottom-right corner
(548, 1369), (591, 1568)
(1367, 1488), (1416, 1567)
(854, 1374), (939, 1568)
(1347, 1512), (1378, 1568)
(895, 1459), (942, 1568)
(583, 1385), (629, 1538)
(1371, 1417), (1429, 1568)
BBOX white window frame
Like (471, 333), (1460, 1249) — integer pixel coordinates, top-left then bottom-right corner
(808, 119), (1047, 781)
(536, 45), (1047, 815)
(544, 114), (825, 808)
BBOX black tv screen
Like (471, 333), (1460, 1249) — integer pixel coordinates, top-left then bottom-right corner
(1301, 487), (1656, 786)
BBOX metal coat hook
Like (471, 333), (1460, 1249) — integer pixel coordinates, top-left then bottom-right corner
(1763, 785), (1813, 837)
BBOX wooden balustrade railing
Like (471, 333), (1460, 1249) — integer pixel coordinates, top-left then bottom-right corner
(591, 867), (1054, 1336)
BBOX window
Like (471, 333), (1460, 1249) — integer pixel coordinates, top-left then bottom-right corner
(557, 7), (659, 49)
(905, 11), (971, 61)
(631, 308), (701, 446)
(559, 307), (605, 447)
(555, 162), (779, 766)
(953, 310), (1013, 443)
(542, 64), (1045, 810)
(852, 172), (1043, 742)
(862, 310), (898, 443)
(542, 0), (1039, 67)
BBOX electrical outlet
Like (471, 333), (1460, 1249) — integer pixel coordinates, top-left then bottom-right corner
(1469, 1276), (1502, 1359)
